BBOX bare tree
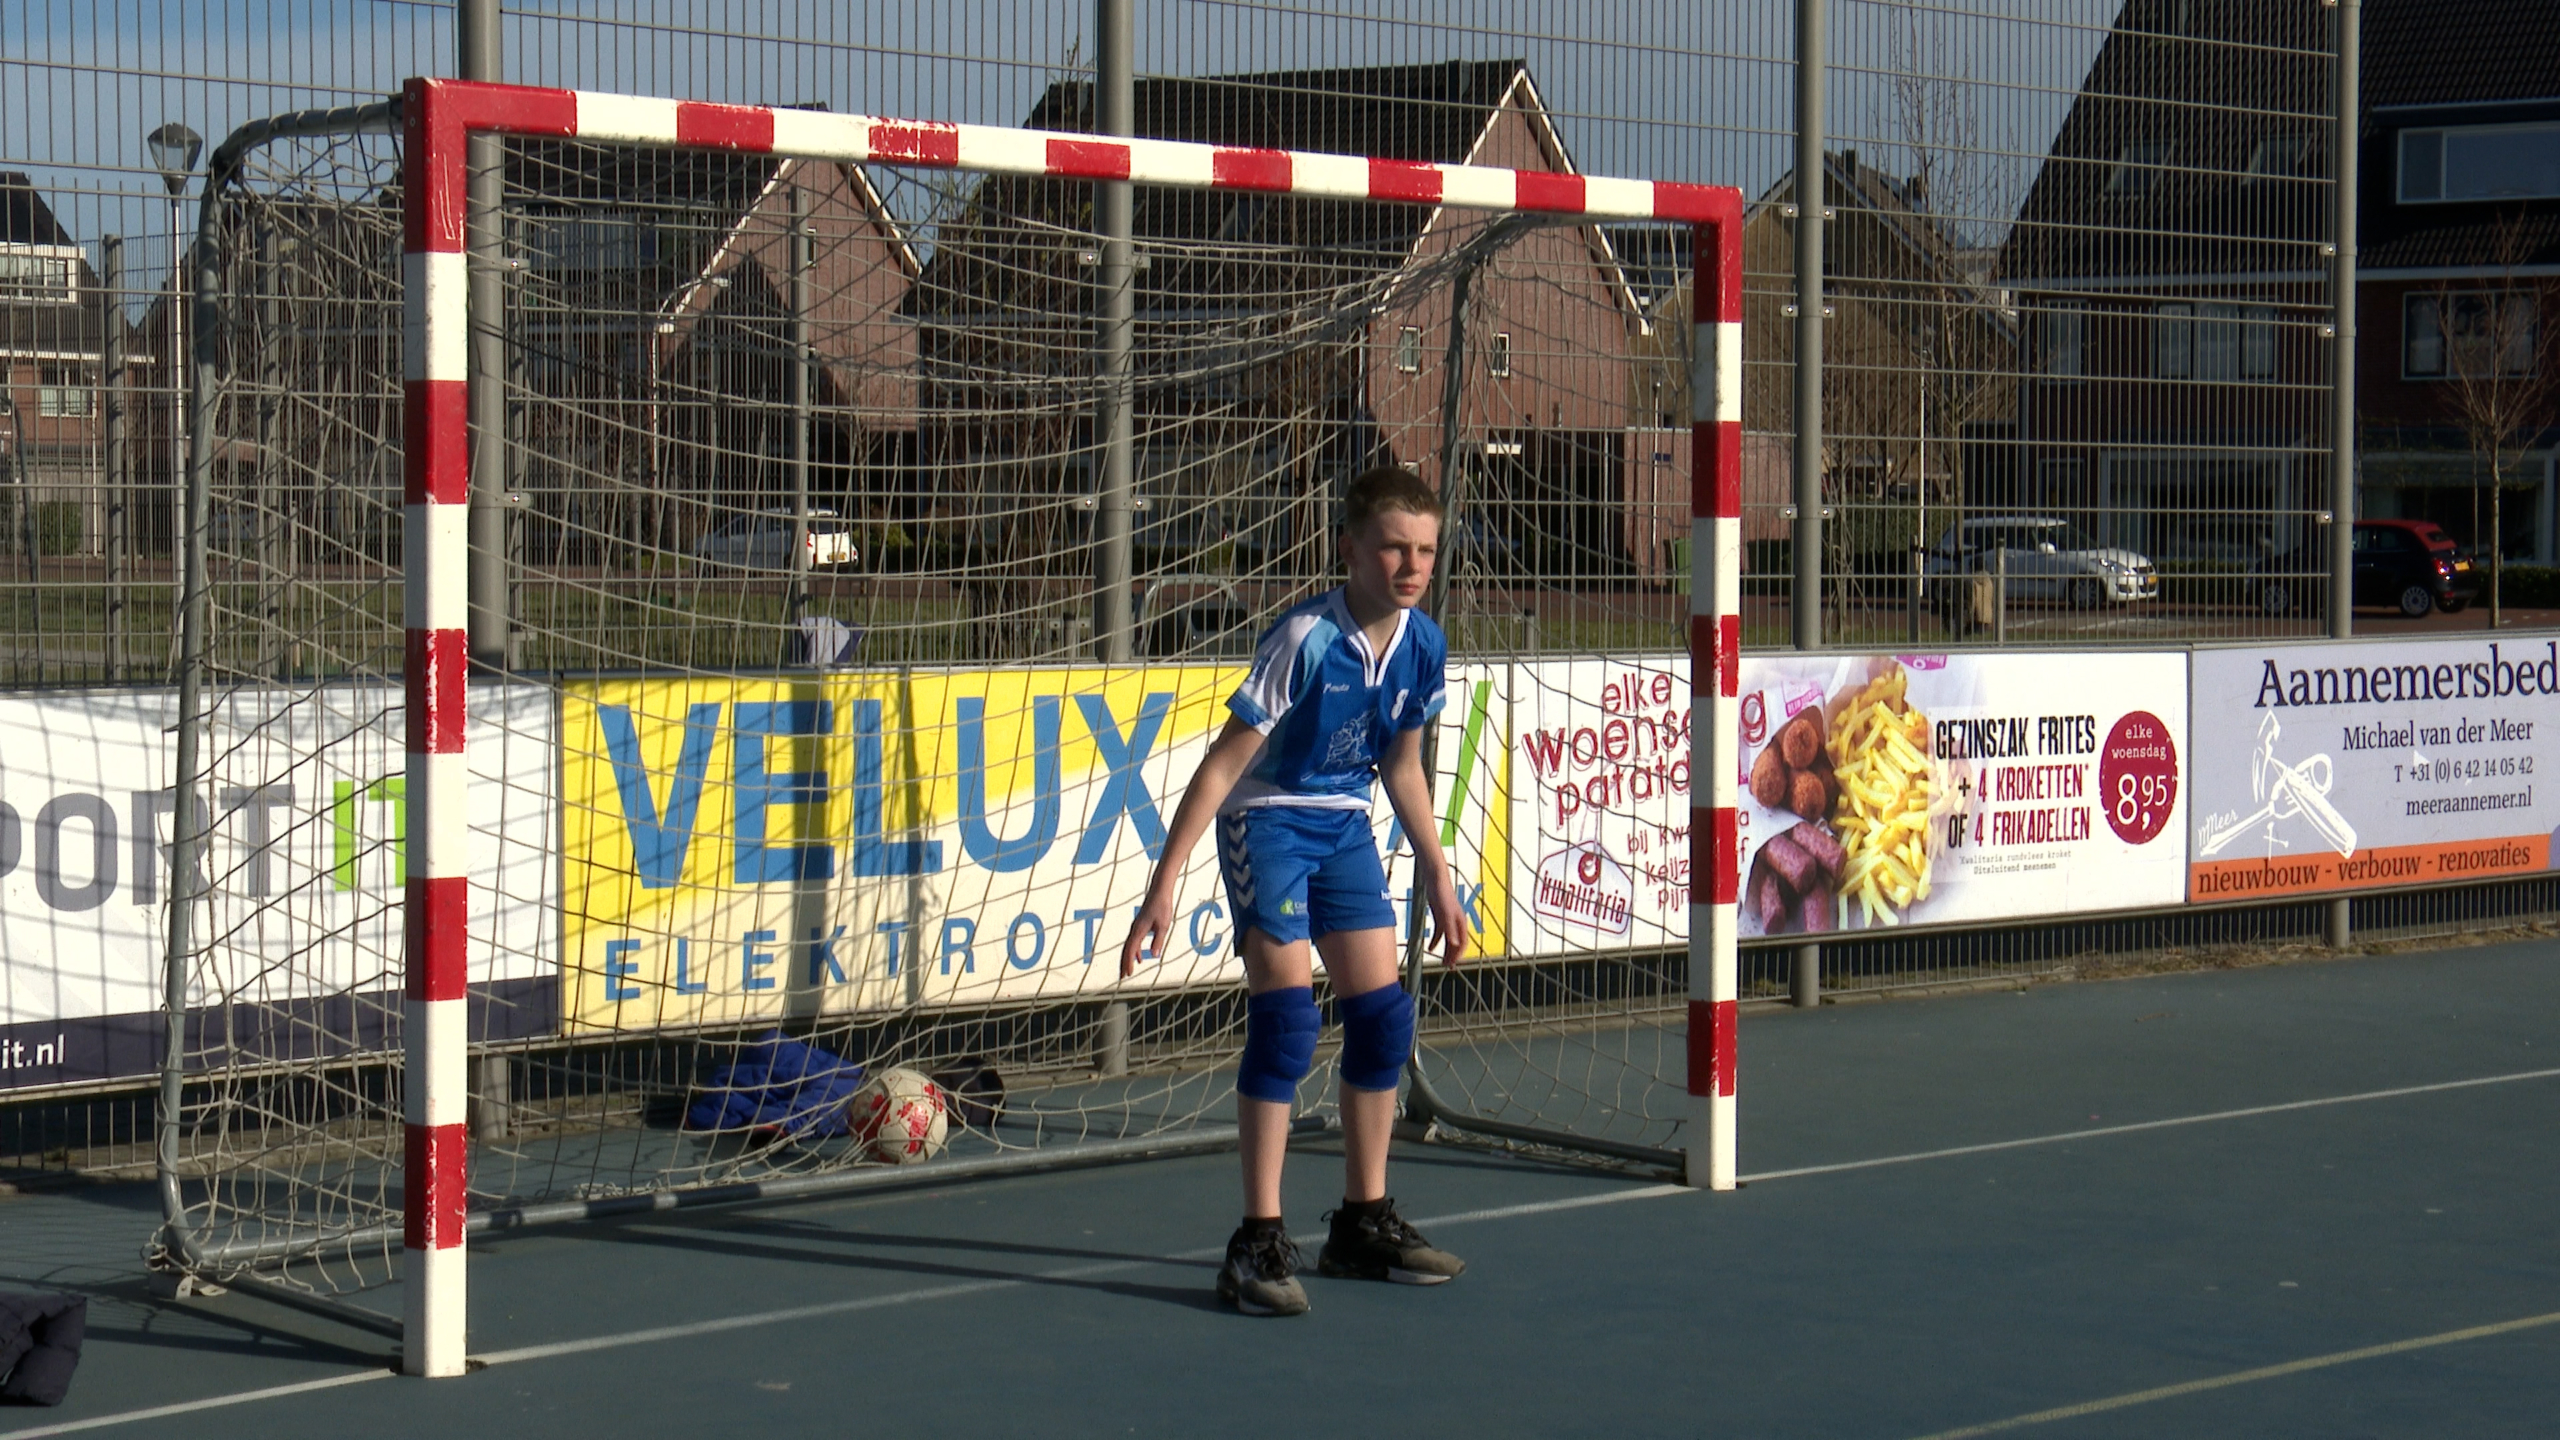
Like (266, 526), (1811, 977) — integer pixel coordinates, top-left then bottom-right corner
(1871, 2), (2022, 609)
(2433, 210), (2560, 628)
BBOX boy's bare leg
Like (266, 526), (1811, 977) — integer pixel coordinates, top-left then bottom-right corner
(1315, 927), (1403, 1204)
(1239, 930), (1313, 1219)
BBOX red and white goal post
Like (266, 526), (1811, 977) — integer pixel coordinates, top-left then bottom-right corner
(398, 75), (1741, 1377)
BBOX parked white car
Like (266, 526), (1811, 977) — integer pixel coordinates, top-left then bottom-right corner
(692, 510), (858, 571)
(1924, 516), (2157, 609)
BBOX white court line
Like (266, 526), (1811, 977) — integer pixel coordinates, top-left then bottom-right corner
(473, 1182), (1687, 1365)
(0, 1182), (1690, 1434)
(0, 1369), (393, 1438)
(1739, 1065), (2560, 1184)
(1906, 1309), (2560, 1438)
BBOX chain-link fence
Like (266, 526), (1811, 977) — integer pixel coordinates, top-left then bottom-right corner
(6, 2), (2550, 1188)
(5, 1), (2365, 689)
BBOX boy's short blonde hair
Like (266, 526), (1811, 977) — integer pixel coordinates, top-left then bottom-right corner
(1342, 465), (1445, 531)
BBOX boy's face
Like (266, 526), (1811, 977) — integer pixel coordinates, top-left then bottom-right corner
(1342, 508), (1440, 611)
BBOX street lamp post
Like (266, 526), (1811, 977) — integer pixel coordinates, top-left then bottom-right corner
(147, 122), (202, 589)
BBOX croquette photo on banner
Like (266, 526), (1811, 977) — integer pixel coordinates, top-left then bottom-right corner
(1734, 653), (2190, 936)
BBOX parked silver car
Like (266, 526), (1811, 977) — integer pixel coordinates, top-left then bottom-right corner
(1924, 516), (2157, 609)
(692, 509), (858, 571)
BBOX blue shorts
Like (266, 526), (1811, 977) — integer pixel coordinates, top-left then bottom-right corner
(1214, 806), (1395, 952)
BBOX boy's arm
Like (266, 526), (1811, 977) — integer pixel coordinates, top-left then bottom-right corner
(1380, 725), (1471, 966)
(1120, 717), (1267, 977)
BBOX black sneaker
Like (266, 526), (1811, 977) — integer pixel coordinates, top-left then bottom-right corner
(1216, 1224), (1310, 1317)
(1317, 1198), (1465, 1285)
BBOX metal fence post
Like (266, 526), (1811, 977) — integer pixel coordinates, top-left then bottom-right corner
(2329, 0), (2359, 951)
(1791, 0), (1827, 1011)
(1092, 0), (1136, 1075)
(788, 182), (811, 647)
(102, 236), (129, 683)
(463, 0), (513, 672)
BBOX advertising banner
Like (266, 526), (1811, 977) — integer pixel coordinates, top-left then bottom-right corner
(1506, 656), (1693, 957)
(2188, 639), (2560, 900)
(1379, 663), (1511, 963)
(1734, 653), (2188, 935)
(0, 684), (557, 1092)
(559, 665), (1510, 1034)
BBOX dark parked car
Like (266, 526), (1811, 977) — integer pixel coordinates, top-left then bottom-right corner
(2253, 519), (2481, 618)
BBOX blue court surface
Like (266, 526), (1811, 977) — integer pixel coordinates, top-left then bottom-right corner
(6, 936), (2557, 1438)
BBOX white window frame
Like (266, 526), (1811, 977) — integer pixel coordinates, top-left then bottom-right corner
(1393, 324), (1422, 374)
(2196, 302), (2241, 380)
(2240, 303), (2277, 379)
(2404, 290), (2541, 380)
(2398, 121), (2560, 204)
(36, 363), (95, 418)
(2155, 302), (2194, 379)
(2041, 299), (2087, 380)
(1487, 330), (1511, 379)
(2104, 139), (2173, 197)
(0, 244), (80, 304)
(2243, 132), (2314, 184)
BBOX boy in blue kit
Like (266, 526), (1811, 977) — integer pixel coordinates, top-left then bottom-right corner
(1122, 465), (1472, 1317)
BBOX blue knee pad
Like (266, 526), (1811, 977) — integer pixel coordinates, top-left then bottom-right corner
(1336, 984), (1415, 1093)
(1237, 986), (1321, 1104)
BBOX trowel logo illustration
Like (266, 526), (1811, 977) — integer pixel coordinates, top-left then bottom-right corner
(2198, 712), (2358, 859)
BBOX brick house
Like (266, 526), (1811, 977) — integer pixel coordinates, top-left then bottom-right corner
(2000, 0), (2560, 571)
(907, 59), (1649, 614)
(2353, 0), (2560, 563)
(0, 173), (113, 559)
(1624, 150), (2017, 584)
(1996, 0), (2334, 569)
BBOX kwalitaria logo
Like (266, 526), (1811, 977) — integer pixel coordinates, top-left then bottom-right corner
(1533, 842), (1634, 934)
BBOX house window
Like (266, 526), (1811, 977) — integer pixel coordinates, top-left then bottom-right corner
(2399, 122), (2560, 204)
(2240, 304), (2277, 378)
(2104, 140), (2173, 197)
(2200, 304), (2243, 379)
(2405, 291), (2540, 379)
(1488, 331), (1511, 378)
(37, 364), (94, 417)
(2165, 302), (2277, 381)
(533, 215), (658, 270)
(2244, 133), (2314, 184)
(1393, 325), (1422, 374)
(2155, 302), (2194, 378)
(0, 247), (77, 303)
(2041, 300), (2087, 379)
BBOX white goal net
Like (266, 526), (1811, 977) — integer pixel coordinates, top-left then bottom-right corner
(151, 79), (1736, 1329)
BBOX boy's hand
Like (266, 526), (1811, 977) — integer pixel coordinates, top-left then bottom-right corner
(1120, 892), (1173, 979)
(1424, 869), (1472, 966)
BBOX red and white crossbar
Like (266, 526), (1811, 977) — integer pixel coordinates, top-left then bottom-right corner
(396, 74), (1743, 1374)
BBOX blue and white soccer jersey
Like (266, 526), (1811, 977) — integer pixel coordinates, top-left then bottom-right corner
(1214, 589), (1447, 948)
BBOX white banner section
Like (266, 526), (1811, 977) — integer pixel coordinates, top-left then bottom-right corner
(0, 684), (557, 1090)
(1507, 657), (1693, 957)
(1734, 653), (2188, 935)
(2189, 638), (2560, 899)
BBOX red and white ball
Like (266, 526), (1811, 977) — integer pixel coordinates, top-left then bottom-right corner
(849, 1066), (948, 1164)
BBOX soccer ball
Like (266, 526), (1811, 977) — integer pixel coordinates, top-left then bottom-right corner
(848, 1066), (948, 1164)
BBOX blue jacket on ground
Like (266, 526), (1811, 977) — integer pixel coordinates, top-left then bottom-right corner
(684, 1031), (865, 1138)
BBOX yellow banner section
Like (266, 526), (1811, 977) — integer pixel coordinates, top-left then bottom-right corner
(561, 668), (1240, 1033)
(559, 666), (1511, 1035)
